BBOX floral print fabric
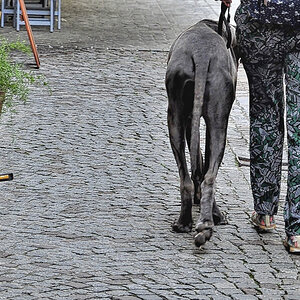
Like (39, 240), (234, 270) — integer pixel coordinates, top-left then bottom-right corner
(247, 0), (300, 27)
(235, 5), (300, 236)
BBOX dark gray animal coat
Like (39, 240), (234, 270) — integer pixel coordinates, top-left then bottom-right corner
(165, 19), (238, 247)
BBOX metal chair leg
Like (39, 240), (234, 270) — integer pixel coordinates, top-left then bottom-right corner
(1, 0), (14, 28)
(57, 0), (61, 30)
(16, 0), (20, 31)
(50, 0), (53, 32)
(1, 1), (5, 27)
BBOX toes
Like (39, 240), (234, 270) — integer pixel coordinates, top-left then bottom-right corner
(194, 229), (212, 247)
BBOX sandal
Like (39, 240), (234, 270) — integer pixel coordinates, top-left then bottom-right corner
(284, 236), (300, 253)
(251, 211), (276, 231)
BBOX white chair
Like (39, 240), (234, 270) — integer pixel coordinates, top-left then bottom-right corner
(14, 0), (61, 32)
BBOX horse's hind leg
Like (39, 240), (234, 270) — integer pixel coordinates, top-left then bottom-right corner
(167, 77), (193, 233)
(194, 115), (229, 246)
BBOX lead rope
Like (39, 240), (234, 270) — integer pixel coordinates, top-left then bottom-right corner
(217, 2), (232, 49)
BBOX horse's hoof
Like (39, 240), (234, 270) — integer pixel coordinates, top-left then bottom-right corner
(194, 229), (212, 247)
(213, 212), (228, 225)
(172, 220), (192, 233)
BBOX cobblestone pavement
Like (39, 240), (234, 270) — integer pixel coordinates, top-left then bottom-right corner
(0, 0), (299, 299)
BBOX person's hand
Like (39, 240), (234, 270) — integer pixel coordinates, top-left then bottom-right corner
(221, 0), (232, 7)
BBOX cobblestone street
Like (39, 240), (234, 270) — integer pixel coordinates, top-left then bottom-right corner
(0, 0), (299, 299)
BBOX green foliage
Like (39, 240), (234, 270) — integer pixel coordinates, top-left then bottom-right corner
(0, 38), (46, 111)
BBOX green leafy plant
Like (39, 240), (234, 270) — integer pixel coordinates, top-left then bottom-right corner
(0, 38), (46, 112)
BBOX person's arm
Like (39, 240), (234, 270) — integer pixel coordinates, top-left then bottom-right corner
(221, 0), (232, 7)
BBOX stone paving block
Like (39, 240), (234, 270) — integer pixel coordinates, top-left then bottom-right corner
(242, 289), (261, 297)
(232, 295), (259, 300)
(0, 0), (299, 299)
(138, 295), (166, 300)
(114, 296), (140, 300)
(211, 295), (232, 300)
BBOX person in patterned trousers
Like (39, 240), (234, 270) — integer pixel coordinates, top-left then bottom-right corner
(222, 0), (300, 253)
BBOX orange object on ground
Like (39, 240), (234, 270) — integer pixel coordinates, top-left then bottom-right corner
(0, 173), (13, 182)
(19, 0), (40, 68)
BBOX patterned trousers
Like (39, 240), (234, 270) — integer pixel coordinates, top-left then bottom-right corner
(235, 6), (300, 237)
